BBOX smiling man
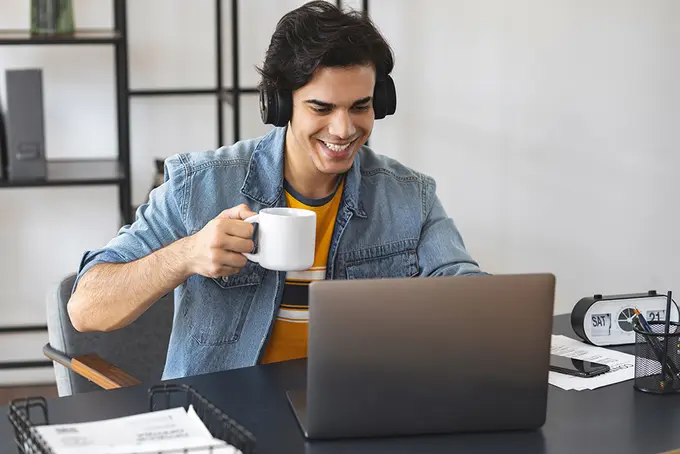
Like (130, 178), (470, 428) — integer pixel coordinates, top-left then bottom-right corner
(67, 1), (484, 380)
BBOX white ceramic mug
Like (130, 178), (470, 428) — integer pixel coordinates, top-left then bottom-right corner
(243, 208), (316, 271)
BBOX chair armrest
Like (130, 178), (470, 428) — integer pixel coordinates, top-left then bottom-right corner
(72, 354), (142, 390)
(43, 343), (72, 368)
(43, 343), (141, 390)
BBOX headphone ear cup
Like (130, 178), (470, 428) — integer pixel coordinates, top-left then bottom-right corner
(275, 90), (292, 127)
(373, 75), (397, 120)
(259, 89), (273, 125)
(259, 89), (292, 127)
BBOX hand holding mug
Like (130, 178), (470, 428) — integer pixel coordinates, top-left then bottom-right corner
(184, 204), (257, 279)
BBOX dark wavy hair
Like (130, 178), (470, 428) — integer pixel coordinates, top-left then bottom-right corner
(257, 1), (394, 93)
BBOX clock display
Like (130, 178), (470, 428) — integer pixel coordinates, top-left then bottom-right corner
(574, 292), (680, 346)
(647, 310), (666, 322)
(591, 313), (611, 336)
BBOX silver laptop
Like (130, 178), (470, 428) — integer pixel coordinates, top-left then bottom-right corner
(287, 273), (556, 440)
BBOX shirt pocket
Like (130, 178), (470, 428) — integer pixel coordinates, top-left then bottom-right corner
(344, 247), (420, 280)
(211, 260), (263, 289)
(184, 260), (264, 346)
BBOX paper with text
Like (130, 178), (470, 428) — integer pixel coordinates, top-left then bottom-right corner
(33, 405), (242, 454)
(549, 335), (636, 391)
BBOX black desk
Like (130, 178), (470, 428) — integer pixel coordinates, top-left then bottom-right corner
(3, 315), (680, 454)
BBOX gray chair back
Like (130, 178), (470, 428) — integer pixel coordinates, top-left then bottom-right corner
(46, 273), (174, 396)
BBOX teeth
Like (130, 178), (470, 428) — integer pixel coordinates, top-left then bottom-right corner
(322, 140), (351, 152)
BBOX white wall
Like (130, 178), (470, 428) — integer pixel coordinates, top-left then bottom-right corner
(1, 0), (678, 384)
(369, 0), (680, 313)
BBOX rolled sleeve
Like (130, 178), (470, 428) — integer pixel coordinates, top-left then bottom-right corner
(73, 154), (189, 292)
(72, 250), (128, 292)
(416, 176), (486, 277)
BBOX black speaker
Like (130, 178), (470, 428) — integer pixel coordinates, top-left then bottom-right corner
(260, 74), (397, 127)
(5, 69), (47, 180)
(0, 98), (7, 181)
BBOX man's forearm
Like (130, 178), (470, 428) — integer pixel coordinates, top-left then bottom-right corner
(68, 237), (193, 332)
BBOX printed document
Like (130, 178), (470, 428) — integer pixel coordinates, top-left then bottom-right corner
(33, 405), (242, 454)
(549, 335), (636, 391)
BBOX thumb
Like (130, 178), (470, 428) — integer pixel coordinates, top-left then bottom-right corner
(219, 203), (257, 221)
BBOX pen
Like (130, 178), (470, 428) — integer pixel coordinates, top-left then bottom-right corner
(662, 291), (673, 383)
(633, 309), (680, 379)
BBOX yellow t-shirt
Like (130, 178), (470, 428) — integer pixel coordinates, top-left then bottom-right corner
(260, 177), (345, 364)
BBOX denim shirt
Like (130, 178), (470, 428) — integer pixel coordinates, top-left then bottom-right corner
(75, 126), (483, 380)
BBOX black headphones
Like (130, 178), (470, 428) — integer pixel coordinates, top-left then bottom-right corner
(259, 74), (397, 127)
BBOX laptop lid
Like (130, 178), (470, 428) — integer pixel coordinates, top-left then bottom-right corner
(296, 273), (556, 439)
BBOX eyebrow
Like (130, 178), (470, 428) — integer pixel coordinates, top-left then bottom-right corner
(304, 96), (372, 109)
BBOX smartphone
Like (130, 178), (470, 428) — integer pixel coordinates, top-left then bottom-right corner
(549, 354), (610, 378)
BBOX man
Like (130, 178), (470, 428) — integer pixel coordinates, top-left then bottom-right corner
(68, 1), (484, 380)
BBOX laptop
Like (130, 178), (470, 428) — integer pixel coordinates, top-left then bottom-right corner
(286, 273), (556, 440)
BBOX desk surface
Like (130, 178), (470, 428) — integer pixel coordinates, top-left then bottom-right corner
(3, 314), (680, 454)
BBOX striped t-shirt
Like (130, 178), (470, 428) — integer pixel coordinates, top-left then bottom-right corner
(260, 177), (344, 364)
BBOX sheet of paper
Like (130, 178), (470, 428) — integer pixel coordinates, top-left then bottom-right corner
(107, 437), (238, 454)
(34, 405), (242, 454)
(549, 335), (637, 391)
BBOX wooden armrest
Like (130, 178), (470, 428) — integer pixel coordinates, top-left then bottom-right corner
(43, 343), (141, 390)
(72, 354), (142, 390)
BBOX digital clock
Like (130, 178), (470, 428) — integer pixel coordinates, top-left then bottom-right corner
(571, 291), (679, 346)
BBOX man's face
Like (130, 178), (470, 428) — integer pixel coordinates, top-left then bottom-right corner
(288, 64), (375, 176)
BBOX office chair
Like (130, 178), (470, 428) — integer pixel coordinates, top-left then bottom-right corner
(44, 273), (174, 396)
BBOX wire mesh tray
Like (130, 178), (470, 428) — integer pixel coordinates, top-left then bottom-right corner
(7, 383), (257, 454)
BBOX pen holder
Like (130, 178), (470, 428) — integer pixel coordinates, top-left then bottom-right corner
(633, 321), (680, 394)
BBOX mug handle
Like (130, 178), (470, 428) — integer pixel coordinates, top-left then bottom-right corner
(242, 214), (259, 263)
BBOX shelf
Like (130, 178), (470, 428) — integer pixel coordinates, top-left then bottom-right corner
(0, 159), (125, 188)
(0, 325), (47, 334)
(128, 87), (260, 97)
(130, 88), (218, 97)
(0, 29), (121, 45)
(0, 360), (52, 370)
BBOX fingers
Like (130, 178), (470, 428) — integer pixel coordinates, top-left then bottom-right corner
(209, 249), (248, 270)
(212, 265), (240, 278)
(237, 206), (258, 220)
(218, 205), (245, 219)
(215, 205), (257, 239)
(218, 204), (257, 221)
(221, 219), (255, 240)
(210, 234), (254, 254)
(198, 204), (259, 281)
(224, 236), (255, 254)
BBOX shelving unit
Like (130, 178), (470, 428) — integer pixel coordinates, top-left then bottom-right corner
(0, 1), (131, 374)
(0, 0), (370, 374)
(0, 2), (131, 227)
(0, 0), (259, 373)
(0, 0), (267, 223)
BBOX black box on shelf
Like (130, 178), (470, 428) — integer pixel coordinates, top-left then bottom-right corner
(5, 68), (47, 180)
(0, 95), (7, 180)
